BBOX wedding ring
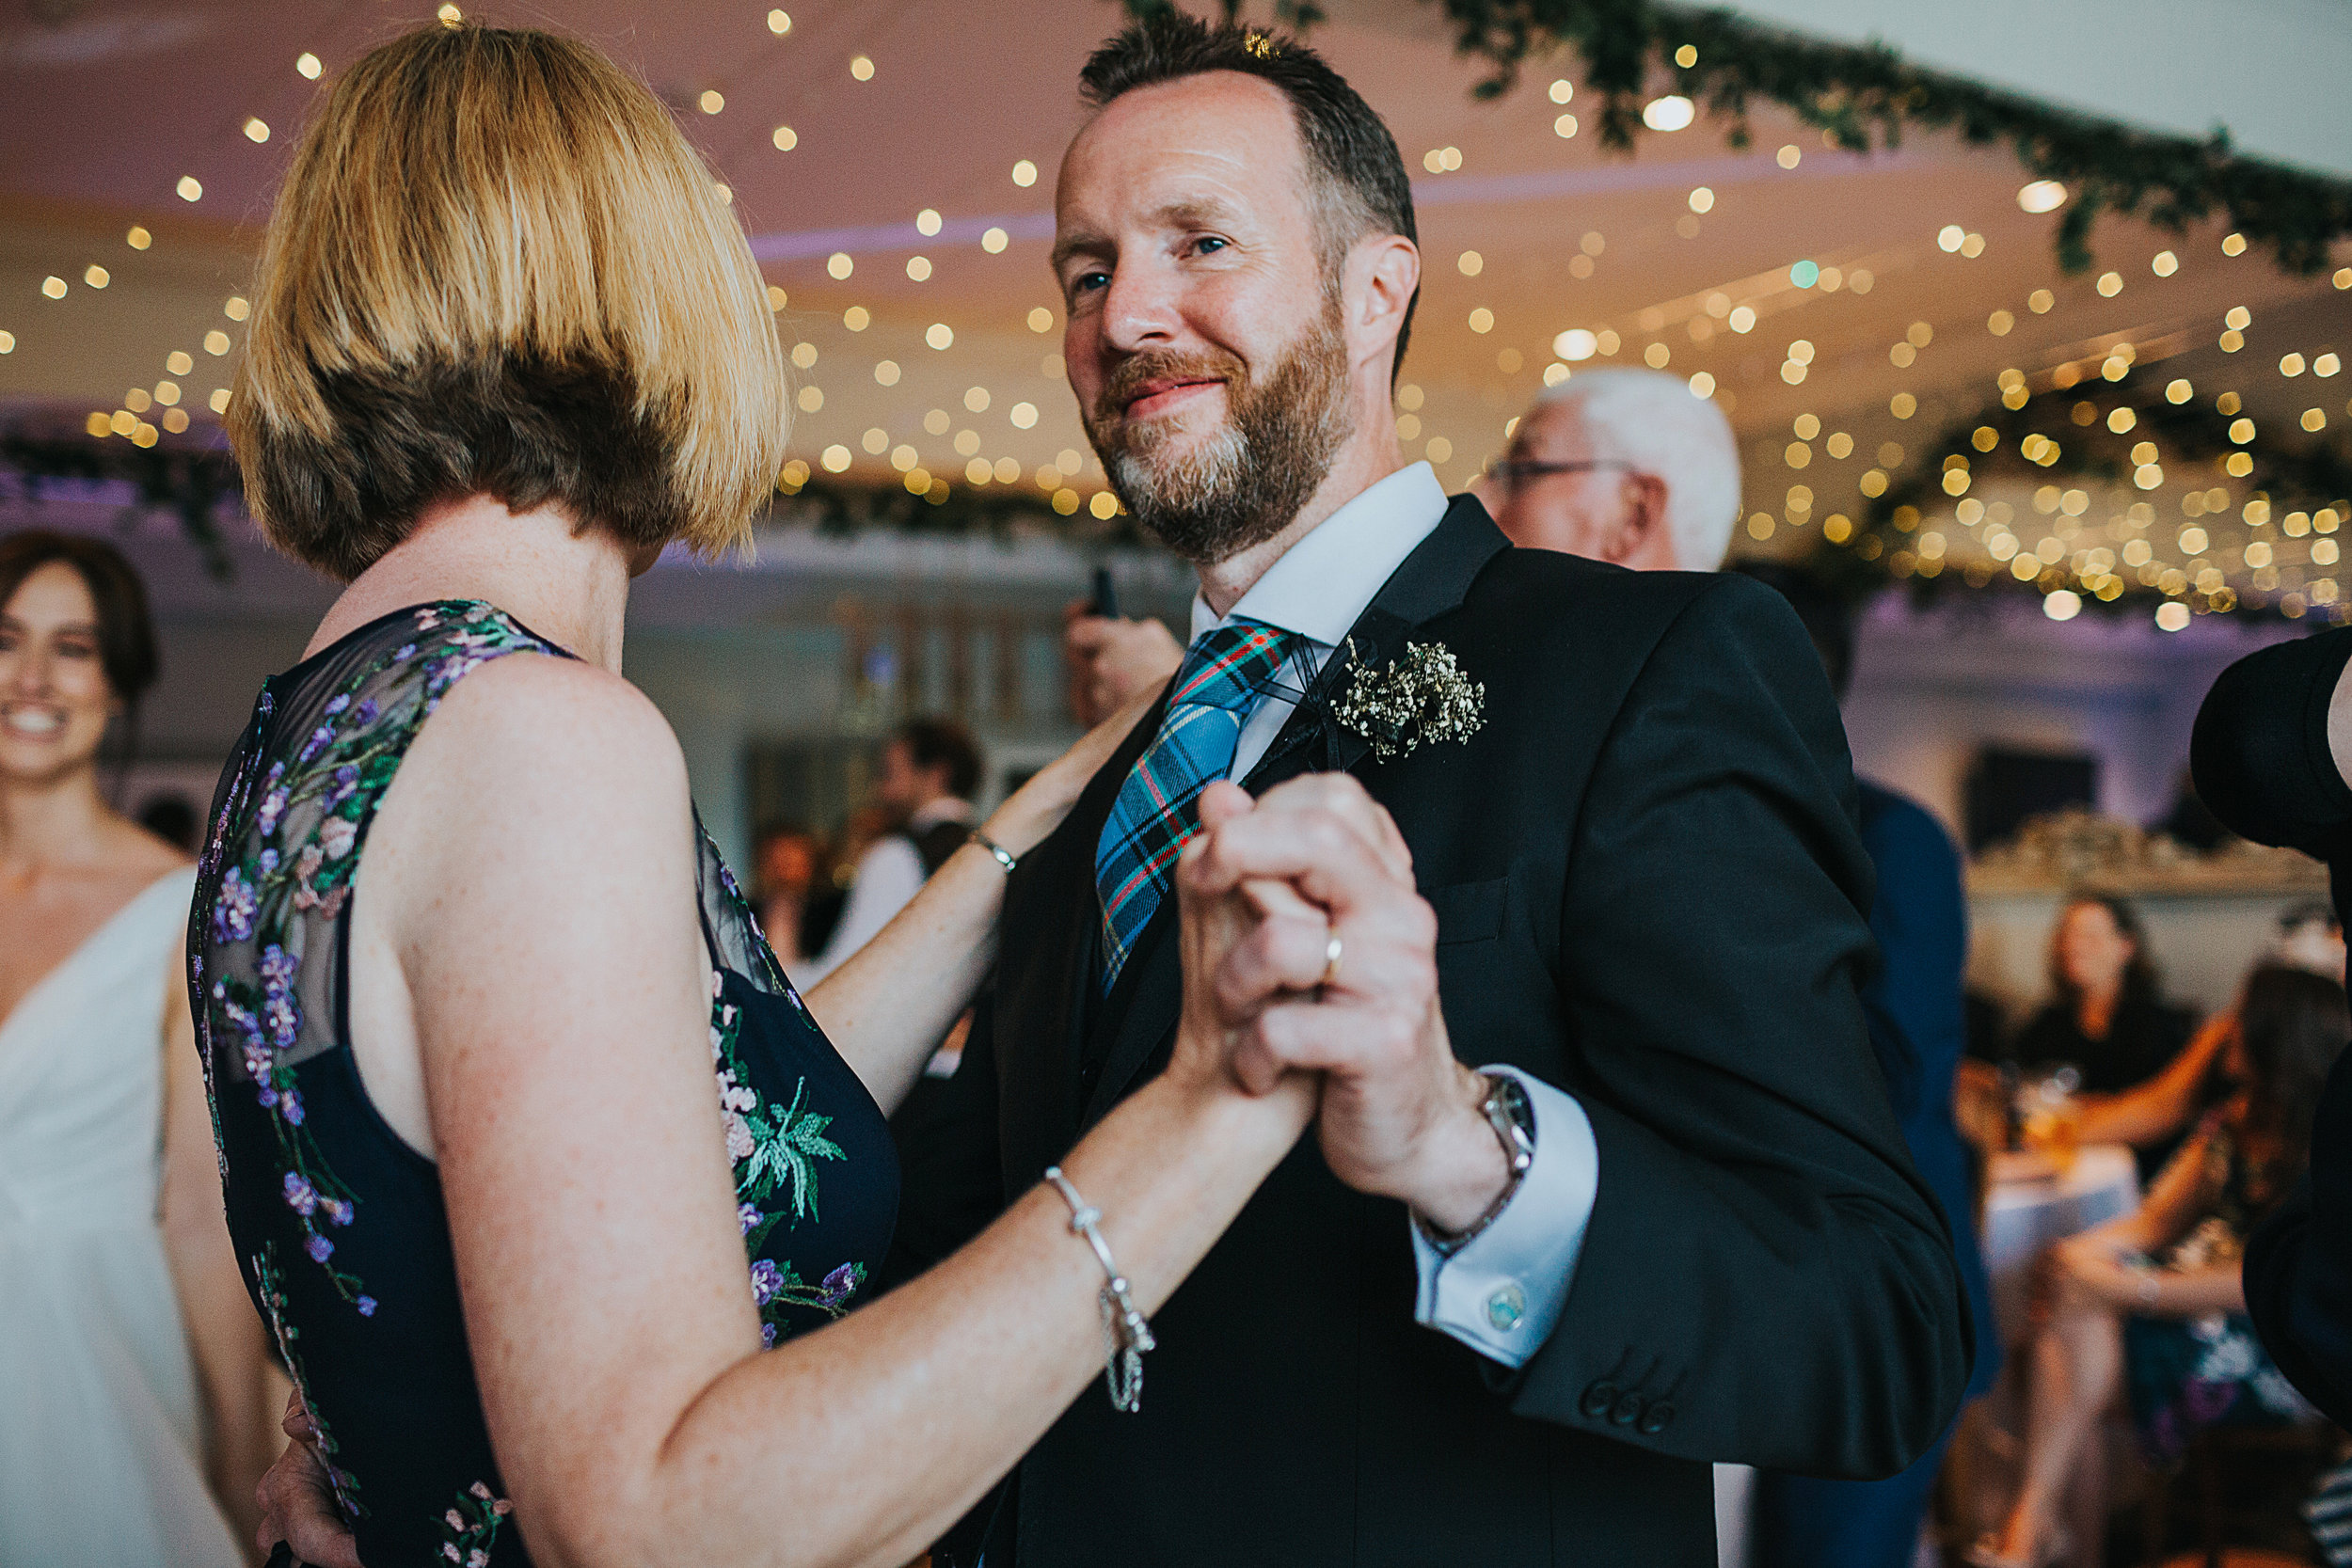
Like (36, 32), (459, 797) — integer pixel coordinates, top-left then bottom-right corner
(1318, 931), (1344, 990)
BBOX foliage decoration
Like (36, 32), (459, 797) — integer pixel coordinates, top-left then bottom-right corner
(1822, 368), (2352, 624)
(1123, 0), (2352, 278)
(0, 428), (239, 579)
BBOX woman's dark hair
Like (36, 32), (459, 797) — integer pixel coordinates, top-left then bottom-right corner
(2050, 894), (2161, 1015)
(0, 530), (160, 778)
(895, 718), (983, 801)
(2236, 963), (2349, 1181)
(1078, 11), (1418, 380)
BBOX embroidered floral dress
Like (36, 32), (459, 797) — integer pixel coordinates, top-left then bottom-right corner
(192, 603), (898, 1566)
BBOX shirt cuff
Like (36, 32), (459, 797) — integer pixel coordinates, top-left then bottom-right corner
(1410, 1067), (1597, 1368)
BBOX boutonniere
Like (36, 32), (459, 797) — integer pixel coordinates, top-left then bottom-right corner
(1330, 638), (1486, 761)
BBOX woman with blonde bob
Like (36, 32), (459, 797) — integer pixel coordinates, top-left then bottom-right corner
(205, 23), (1417, 1568)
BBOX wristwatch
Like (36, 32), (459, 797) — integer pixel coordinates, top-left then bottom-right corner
(1418, 1071), (1537, 1258)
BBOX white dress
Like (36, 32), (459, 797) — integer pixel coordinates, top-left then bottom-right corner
(0, 866), (243, 1568)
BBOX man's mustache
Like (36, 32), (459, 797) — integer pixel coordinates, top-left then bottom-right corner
(1095, 351), (1246, 428)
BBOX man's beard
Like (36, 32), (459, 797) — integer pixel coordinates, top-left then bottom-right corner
(1082, 303), (1355, 567)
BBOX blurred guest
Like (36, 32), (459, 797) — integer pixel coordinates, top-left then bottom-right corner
(1485, 367), (1740, 571)
(0, 531), (277, 1565)
(2010, 895), (2195, 1097)
(1745, 565), (1999, 1568)
(795, 718), (983, 985)
(2275, 899), (2346, 979)
(2193, 629), (2352, 1427)
(1064, 600), (1183, 727)
(751, 821), (823, 970)
(1972, 964), (2343, 1568)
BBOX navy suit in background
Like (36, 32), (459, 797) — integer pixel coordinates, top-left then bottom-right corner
(1756, 780), (2001, 1568)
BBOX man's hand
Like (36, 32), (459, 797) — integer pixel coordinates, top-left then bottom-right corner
(1063, 604), (1183, 726)
(256, 1388), (364, 1568)
(1190, 775), (1512, 1236)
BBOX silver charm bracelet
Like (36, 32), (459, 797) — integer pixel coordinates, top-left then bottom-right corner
(1041, 1165), (1156, 1413)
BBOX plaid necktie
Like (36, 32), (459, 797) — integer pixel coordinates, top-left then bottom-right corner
(1093, 618), (1305, 992)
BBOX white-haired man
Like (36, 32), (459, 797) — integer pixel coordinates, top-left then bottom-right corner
(1486, 367), (1741, 571)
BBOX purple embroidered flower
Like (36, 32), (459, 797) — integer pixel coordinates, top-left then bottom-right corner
(749, 1259), (784, 1307)
(257, 787), (289, 836)
(739, 1202), (763, 1234)
(257, 1084), (279, 1111)
(260, 944), (296, 984)
(353, 698), (379, 726)
(305, 1233), (335, 1264)
(395, 642), (417, 661)
(326, 694), (350, 716)
(283, 1171), (318, 1215)
(319, 1196), (352, 1227)
(297, 724), (336, 764)
(356, 1295), (377, 1318)
(258, 847), (280, 874)
(264, 994), (299, 1048)
(279, 1087), (306, 1126)
(761, 1322), (779, 1349)
(818, 1262), (860, 1308)
(213, 866), (257, 942)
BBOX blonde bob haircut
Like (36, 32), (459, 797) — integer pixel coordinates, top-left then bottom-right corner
(230, 24), (788, 581)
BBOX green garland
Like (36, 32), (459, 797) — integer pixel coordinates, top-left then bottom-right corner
(1824, 371), (2352, 622)
(0, 431), (238, 579)
(0, 427), (1141, 578)
(1125, 0), (2352, 277)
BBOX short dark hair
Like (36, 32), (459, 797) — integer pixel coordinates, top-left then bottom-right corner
(0, 530), (160, 704)
(1079, 12), (1419, 380)
(2236, 963), (2349, 1189)
(895, 718), (982, 800)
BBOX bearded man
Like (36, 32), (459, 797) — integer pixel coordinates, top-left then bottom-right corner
(886, 15), (1972, 1567)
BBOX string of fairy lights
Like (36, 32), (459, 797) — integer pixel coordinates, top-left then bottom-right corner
(5, 10), (2347, 637)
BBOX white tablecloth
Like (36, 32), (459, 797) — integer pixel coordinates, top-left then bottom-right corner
(1981, 1144), (2141, 1341)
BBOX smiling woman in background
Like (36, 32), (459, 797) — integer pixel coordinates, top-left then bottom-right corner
(0, 530), (279, 1566)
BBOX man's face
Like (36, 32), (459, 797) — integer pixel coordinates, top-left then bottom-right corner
(1490, 399), (1645, 561)
(1055, 72), (1355, 565)
(874, 739), (926, 820)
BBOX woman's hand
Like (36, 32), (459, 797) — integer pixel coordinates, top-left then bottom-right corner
(981, 684), (1162, 860)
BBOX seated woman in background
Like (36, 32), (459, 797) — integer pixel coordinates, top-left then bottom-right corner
(1972, 964), (2344, 1568)
(0, 531), (278, 1566)
(2012, 895), (2196, 1098)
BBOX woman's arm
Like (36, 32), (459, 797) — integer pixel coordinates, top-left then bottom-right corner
(158, 923), (283, 1557)
(803, 687), (1158, 1116)
(371, 658), (1321, 1568)
(2072, 1011), (2232, 1149)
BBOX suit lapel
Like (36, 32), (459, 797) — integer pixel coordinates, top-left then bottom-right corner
(1075, 495), (1511, 1129)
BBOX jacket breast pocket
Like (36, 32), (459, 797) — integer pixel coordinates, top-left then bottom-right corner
(1423, 877), (1507, 947)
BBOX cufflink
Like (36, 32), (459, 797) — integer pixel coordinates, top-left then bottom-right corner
(1486, 1283), (1526, 1332)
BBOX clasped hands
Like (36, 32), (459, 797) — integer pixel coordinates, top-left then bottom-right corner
(1169, 774), (1514, 1237)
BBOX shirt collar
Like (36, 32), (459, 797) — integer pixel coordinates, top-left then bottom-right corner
(1190, 462), (1450, 648)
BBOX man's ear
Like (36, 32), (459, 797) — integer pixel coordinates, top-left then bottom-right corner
(1601, 472), (1672, 564)
(1345, 232), (1420, 376)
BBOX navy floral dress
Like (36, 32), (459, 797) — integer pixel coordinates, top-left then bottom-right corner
(190, 602), (898, 1566)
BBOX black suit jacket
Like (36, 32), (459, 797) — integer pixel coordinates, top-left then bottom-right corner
(892, 498), (1972, 1566)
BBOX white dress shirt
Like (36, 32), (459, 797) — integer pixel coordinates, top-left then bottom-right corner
(1188, 462), (1597, 1368)
(795, 797), (976, 987)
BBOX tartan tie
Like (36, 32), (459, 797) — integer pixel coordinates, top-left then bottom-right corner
(1093, 618), (1305, 992)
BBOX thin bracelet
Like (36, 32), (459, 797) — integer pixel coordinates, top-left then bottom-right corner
(1041, 1164), (1155, 1413)
(968, 830), (1018, 874)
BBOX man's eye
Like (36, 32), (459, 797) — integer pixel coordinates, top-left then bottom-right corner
(1192, 236), (1229, 256)
(1073, 271), (1110, 294)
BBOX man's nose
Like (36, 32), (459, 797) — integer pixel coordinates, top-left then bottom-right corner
(1100, 261), (1183, 356)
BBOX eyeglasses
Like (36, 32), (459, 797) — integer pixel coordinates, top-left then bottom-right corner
(1487, 457), (1633, 490)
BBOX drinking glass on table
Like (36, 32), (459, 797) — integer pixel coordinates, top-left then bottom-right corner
(2016, 1066), (2084, 1175)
